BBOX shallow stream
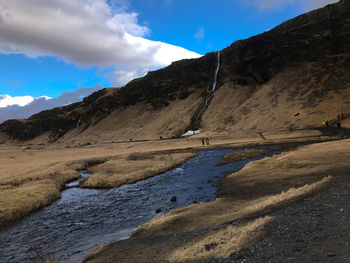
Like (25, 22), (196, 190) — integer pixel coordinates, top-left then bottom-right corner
(0, 149), (273, 263)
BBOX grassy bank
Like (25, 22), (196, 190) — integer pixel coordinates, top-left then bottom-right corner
(80, 151), (196, 189)
(214, 149), (271, 166)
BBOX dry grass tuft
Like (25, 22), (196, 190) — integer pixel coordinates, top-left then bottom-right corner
(215, 149), (271, 166)
(168, 216), (272, 262)
(126, 152), (154, 161)
(241, 175), (332, 215)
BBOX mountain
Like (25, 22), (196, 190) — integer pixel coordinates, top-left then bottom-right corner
(0, 0), (349, 144)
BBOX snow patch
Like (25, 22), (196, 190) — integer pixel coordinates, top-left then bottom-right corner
(181, 130), (201, 137)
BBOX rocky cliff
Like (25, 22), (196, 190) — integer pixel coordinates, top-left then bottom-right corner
(1, 0), (349, 143)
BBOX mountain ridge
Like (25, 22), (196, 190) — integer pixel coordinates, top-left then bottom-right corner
(0, 0), (349, 143)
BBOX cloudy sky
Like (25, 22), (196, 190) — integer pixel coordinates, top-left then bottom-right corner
(0, 0), (339, 123)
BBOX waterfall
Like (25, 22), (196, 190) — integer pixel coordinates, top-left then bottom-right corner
(211, 51), (220, 92)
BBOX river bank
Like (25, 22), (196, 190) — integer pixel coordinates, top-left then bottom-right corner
(0, 146), (196, 228)
(0, 148), (270, 263)
(83, 138), (350, 263)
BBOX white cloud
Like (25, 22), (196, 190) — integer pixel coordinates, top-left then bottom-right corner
(0, 0), (202, 121)
(0, 95), (35, 107)
(306, 0), (339, 11)
(194, 27), (205, 40)
(243, 0), (339, 11)
(0, 85), (102, 123)
(107, 66), (151, 86)
(0, 0), (201, 83)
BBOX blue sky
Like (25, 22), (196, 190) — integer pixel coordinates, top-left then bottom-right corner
(126, 0), (304, 54)
(0, 54), (110, 97)
(0, 0), (338, 122)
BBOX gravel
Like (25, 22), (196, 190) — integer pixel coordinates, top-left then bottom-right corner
(196, 181), (350, 263)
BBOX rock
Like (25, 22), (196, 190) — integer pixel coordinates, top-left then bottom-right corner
(170, 196), (177, 202)
(204, 243), (218, 251)
(155, 208), (162, 213)
(327, 252), (336, 257)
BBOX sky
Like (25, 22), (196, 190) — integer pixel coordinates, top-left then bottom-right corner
(0, 0), (339, 123)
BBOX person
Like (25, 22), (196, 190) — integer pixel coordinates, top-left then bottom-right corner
(205, 137), (210, 145)
(200, 137), (205, 146)
(337, 122), (341, 129)
(341, 113), (344, 120)
(322, 121), (326, 127)
(325, 121), (329, 127)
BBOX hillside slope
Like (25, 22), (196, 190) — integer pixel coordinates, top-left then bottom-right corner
(0, 0), (349, 144)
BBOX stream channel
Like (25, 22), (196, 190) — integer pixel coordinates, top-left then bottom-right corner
(0, 148), (274, 263)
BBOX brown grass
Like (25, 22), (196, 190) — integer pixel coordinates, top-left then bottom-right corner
(80, 152), (196, 188)
(0, 140), (199, 227)
(133, 175), (332, 238)
(0, 157), (102, 227)
(167, 216), (272, 262)
(215, 149), (271, 166)
(126, 152), (155, 161)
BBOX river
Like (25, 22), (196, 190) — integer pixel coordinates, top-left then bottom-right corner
(0, 148), (273, 263)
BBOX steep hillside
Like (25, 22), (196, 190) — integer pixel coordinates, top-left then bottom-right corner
(0, 54), (217, 142)
(203, 0), (350, 133)
(0, 0), (349, 143)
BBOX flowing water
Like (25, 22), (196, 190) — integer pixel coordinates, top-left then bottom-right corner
(211, 51), (220, 92)
(0, 148), (273, 263)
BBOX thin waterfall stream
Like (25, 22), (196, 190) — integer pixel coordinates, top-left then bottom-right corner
(211, 51), (220, 92)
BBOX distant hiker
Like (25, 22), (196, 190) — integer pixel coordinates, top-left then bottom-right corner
(289, 123), (294, 132)
(201, 137), (205, 146)
(160, 136), (163, 140)
(325, 121), (329, 128)
(337, 122), (341, 129)
(322, 121), (326, 127)
(338, 114), (341, 120)
(341, 113), (344, 120)
(205, 137), (210, 145)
